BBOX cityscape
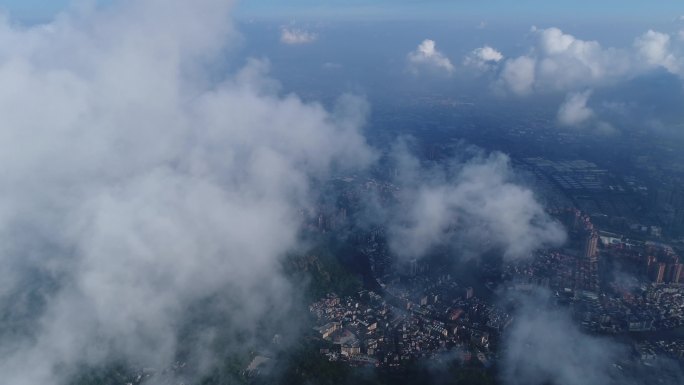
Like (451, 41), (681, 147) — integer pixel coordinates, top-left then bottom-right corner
(1, 1), (684, 385)
(302, 180), (684, 372)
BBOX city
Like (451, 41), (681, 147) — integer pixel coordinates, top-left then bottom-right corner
(2, 1), (684, 385)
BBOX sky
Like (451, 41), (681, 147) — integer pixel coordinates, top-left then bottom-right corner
(236, 0), (684, 22)
(0, 0), (72, 21)
(3, 0), (684, 23)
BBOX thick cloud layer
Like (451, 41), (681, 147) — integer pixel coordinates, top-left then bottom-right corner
(386, 144), (566, 261)
(0, 0), (373, 383)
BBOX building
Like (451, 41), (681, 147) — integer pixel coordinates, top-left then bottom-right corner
(465, 287), (474, 300)
(341, 341), (361, 356)
(651, 263), (666, 284)
(646, 255), (657, 272)
(666, 264), (683, 284)
(409, 258), (418, 277)
(583, 231), (599, 261)
(314, 322), (340, 340)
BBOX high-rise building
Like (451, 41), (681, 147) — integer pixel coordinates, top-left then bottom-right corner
(565, 209), (582, 232)
(572, 210), (582, 232)
(651, 263), (666, 284)
(583, 231), (599, 261)
(465, 287), (474, 299)
(409, 258), (418, 277)
(667, 263), (683, 284)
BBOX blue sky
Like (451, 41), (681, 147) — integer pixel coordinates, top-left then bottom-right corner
(2, 0), (683, 22)
(236, 0), (684, 21)
(0, 0), (71, 19)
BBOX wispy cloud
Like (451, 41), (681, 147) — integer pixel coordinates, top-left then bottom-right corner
(280, 27), (317, 44)
(500, 55), (536, 95)
(383, 142), (566, 261)
(501, 288), (684, 385)
(501, 289), (627, 385)
(557, 90), (594, 126)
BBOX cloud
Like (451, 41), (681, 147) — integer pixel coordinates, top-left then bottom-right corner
(501, 288), (684, 385)
(501, 289), (627, 385)
(407, 39), (454, 75)
(634, 30), (679, 74)
(464, 45), (504, 70)
(501, 55), (536, 95)
(494, 27), (684, 131)
(504, 28), (630, 94)
(0, 1), (373, 383)
(323, 61), (342, 70)
(557, 90), (594, 126)
(280, 27), (317, 44)
(498, 27), (684, 95)
(385, 143), (566, 261)
(595, 121), (618, 136)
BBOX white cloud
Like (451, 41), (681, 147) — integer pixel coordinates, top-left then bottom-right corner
(407, 39), (455, 75)
(0, 1), (373, 383)
(501, 289), (627, 385)
(280, 27), (317, 44)
(499, 27), (684, 95)
(464, 45), (504, 70)
(634, 29), (679, 73)
(501, 288), (684, 385)
(501, 55), (536, 95)
(538, 27), (577, 54)
(386, 144), (566, 260)
(495, 27), (684, 131)
(557, 90), (594, 126)
(533, 28), (629, 90)
(476, 45), (504, 62)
